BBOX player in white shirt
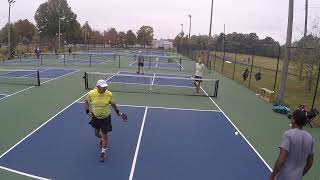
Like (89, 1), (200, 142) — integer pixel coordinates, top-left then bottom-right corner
(136, 51), (144, 74)
(193, 58), (205, 95)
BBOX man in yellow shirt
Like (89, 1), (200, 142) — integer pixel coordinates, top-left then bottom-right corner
(84, 79), (125, 162)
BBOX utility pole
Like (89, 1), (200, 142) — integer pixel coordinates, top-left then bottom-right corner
(222, 24), (225, 52)
(207, 0), (214, 63)
(180, 23), (184, 46)
(84, 21), (88, 50)
(188, 14), (192, 38)
(277, 0), (294, 104)
(304, 0), (308, 37)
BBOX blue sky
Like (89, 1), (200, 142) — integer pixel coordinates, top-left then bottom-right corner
(0, 0), (319, 43)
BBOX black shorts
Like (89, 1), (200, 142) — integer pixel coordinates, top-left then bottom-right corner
(89, 115), (112, 134)
(138, 62), (144, 67)
(195, 76), (202, 83)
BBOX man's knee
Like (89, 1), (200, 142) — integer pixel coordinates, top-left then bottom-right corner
(94, 129), (102, 138)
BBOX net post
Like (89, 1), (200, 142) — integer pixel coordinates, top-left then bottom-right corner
(214, 80), (219, 98)
(84, 72), (88, 90)
(179, 57), (182, 72)
(40, 54), (43, 66)
(37, 70), (41, 86)
(90, 54), (92, 67)
(149, 57), (151, 70)
(118, 55), (121, 68)
(209, 60), (212, 74)
(64, 53), (66, 65)
(20, 55), (22, 65)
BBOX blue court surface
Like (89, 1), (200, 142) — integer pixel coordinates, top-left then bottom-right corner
(0, 69), (78, 80)
(86, 50), (115, 53)
(2, 59), (40, 65)
(0, 103), (270, 179)
(129, 61), (182, 69)
(109, 72), (193, 88)
(58, 59), (109, 65)
(0, 69), (78, 101)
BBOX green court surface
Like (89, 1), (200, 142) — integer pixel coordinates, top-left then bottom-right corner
(0, 52), (319, 180)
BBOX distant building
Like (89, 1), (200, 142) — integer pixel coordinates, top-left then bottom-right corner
(152, 40), (173, 50)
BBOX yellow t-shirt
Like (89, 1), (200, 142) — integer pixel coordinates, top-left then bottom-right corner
(86, 89), (113, 119)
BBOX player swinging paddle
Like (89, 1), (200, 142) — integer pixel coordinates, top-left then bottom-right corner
(85, 79), (127, 162)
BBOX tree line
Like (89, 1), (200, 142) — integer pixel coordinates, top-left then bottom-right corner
(0, 0), (154, 52)
(174, 32), (281, 58)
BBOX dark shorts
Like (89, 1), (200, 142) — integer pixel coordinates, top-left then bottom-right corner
(195, 76), (202, 83)
(138, 62), (144, 67)
(89, 115), (112, 134)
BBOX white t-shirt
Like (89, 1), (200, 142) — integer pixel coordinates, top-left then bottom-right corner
(195, 63), (205, 77)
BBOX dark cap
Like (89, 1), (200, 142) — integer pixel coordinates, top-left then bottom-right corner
(292, 109), (308, 126)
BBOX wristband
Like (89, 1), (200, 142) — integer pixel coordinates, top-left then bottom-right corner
(86, 109), (90, 114)
(115, 109), (120, 114)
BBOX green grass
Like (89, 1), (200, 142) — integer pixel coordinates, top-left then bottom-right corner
(208, 51), (320, 127)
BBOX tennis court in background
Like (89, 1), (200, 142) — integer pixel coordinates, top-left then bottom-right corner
(0, 100), (271, 180)
(0, 68), (78, 100)
(84, 71), (219, 97)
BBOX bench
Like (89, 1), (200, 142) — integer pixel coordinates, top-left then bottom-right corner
(260, 88), (275, 102)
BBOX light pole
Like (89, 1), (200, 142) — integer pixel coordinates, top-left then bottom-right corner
(58, 17), (65, 52)
(188, 14), (192, 38)
(180, 24), (184, 46)
(7, 0), (15, 60)
(84, 21), (88, 50)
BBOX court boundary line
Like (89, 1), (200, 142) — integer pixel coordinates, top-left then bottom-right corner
(0, 69), (79, 101)
(128, 61), (181, 70)
(129, 60), (137, 66)
(0, 92), (88, 159)
(129, 107), (148, 180)
(87, 81), (197, 91)
(0, 71), (119, 159)
(200, 87), (272, 171)
(76, 102), (221, 112)
(0, 165), (51, 180)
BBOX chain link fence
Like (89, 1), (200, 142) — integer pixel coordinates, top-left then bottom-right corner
(178, 43), (320, 126)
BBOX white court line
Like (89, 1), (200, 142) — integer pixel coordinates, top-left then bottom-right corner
(40, 69), (79, 85)
(0, 93), (89, 180)
(151, 73), (155, 85)
(179, 62), (185, 70)
(129, 107), (148, 180)
(0, 69), (79, 101)
(147, 106), (220, 112)
(200, 87), (272, 171)
(75, 102), (221, 112)
(154, 72), (190, 78)
(0, 92), (88, 159)
(0, 165), (52, 180)
(129, 60), (137, 66)
(21, 70), (41, 77)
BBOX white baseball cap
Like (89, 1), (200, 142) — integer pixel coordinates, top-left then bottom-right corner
(96, 79), (108, 87)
